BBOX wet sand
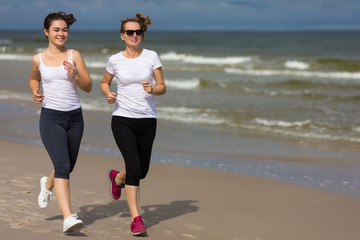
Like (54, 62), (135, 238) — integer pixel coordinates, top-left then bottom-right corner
(1, 139), (360, 240)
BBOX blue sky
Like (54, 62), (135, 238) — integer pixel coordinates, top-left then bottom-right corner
(1, 0), (359, 31)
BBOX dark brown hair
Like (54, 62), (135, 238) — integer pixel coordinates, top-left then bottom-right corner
(119, 13), (153, 39)
(43, 11), (76, 30)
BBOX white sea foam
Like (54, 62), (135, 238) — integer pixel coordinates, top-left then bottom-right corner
(160, 52), (254, 65)
(85, 61), (107, 68)
(243, 120), (360, 143)
(0, 51), (108, 68)
(89, 74), (103, 81)
(254, 118), (311, 128)
(165, 78), (201, 89)
(224, 68), (360, 80)
(0, 90), (113, 113)
(285, 60), (310, 70)
(0, 90), (31, 101)
(242, 87), (309, 97)
(352, 126), (360, 133)
(0, 53), (31, 61)
(81, 99), (113, 112)
(246, 124), (360, 142)
(157, 107), (228, 125)
(85, 104), (230, 125)
(36, 48), (46, 53)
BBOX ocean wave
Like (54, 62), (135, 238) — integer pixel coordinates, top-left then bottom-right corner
(89, 74), (103, 81)
(241, 86), (310, 97)
(36, 48), (46, 53)
(353, 126), (360, 133)
(157, 107), (229, 125)
(81, 99), (113, 112)
(254, 118), (311, 128)
(224, 68), (360, 80)
(0, 90), (31, 101)
(244, 124), (360, 143)
(0, 90), (113, 113)
(165, 78), (201, 89)
(62, 101), (231, 127)
(89, 75), (217, 90)
(0, 53), (31, 61)
(160, 52), (255, 65)
(241, 85), (360, 100)
(242, 119), (360, 143)
(85, 61), (107, 69)
(285, 60), (310, 70)
(0, 53), (108, 68)
(165, 78), (225, 90)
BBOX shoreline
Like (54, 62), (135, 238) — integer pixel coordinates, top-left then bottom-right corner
(3, 134), (360, 198)
(1, 139), (360, 240)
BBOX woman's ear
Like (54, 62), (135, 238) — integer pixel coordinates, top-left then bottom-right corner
(44, 28), (49, 37)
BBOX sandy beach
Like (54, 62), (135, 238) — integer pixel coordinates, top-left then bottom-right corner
(0, 139), (359, 240)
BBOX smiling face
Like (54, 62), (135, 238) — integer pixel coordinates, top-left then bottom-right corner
(120, 22), (143, 48)
(44, 20), (69, 47)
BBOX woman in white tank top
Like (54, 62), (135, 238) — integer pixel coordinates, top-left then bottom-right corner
(28, 11), (92, 234)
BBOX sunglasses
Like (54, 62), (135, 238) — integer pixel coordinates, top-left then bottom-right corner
(123, 29), (144, 37)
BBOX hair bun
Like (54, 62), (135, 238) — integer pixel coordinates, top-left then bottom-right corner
(136, 12), (153, 32)
(65, 13), (76, 26)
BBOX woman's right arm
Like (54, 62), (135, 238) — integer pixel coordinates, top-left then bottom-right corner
(100, 70), (116, 104)
(29, 54), (43, 104)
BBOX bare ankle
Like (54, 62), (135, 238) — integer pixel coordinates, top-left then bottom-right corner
(115, 171), (125, 185)
(45, 180), (53, 190)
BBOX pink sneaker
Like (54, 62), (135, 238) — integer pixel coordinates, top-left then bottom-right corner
(107, 169), (125, 200)
(131, 216), (147, 236)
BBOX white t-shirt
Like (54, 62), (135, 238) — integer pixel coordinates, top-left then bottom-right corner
(106, 49), (162, 118)
(39, 49), (81, 111)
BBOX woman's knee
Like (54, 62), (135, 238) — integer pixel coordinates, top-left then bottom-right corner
(54, 162), (71, 179)
(125, 175), (140, 186)
(140, 170), (148, 180)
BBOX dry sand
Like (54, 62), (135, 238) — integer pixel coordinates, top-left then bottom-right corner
(1, 139), (360, 240)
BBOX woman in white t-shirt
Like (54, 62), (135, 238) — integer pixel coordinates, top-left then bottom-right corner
(101, 13), (166, 236)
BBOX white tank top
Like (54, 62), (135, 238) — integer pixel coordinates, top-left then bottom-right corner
(39, 49), (81, 111)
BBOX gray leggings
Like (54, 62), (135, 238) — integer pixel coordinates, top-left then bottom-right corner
(39, 107), (84, 179)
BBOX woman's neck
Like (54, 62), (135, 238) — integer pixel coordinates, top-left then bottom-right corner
(46, 44), (67, 55)
(123, 47), (143, 59)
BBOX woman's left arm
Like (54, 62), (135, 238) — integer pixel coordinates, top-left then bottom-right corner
(64, 50), (92, 93)
(144, 67), (166, 95)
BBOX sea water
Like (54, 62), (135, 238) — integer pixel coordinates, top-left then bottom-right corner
(1, 30), (360, 196)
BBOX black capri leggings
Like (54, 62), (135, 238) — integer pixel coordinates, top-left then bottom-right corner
(39, 107), (84, 179)
(111, 116), (157, 186)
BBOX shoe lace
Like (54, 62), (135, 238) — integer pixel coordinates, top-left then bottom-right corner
(40, 188), (53, 202)
(134, 219), (145, 230)
(45, 188), (53, 199)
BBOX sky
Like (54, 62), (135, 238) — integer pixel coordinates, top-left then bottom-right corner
(1, 0), (359, 31)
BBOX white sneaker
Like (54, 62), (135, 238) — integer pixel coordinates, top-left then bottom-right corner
(63, 214), (84, 233)
(38, 176), (53, 208)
